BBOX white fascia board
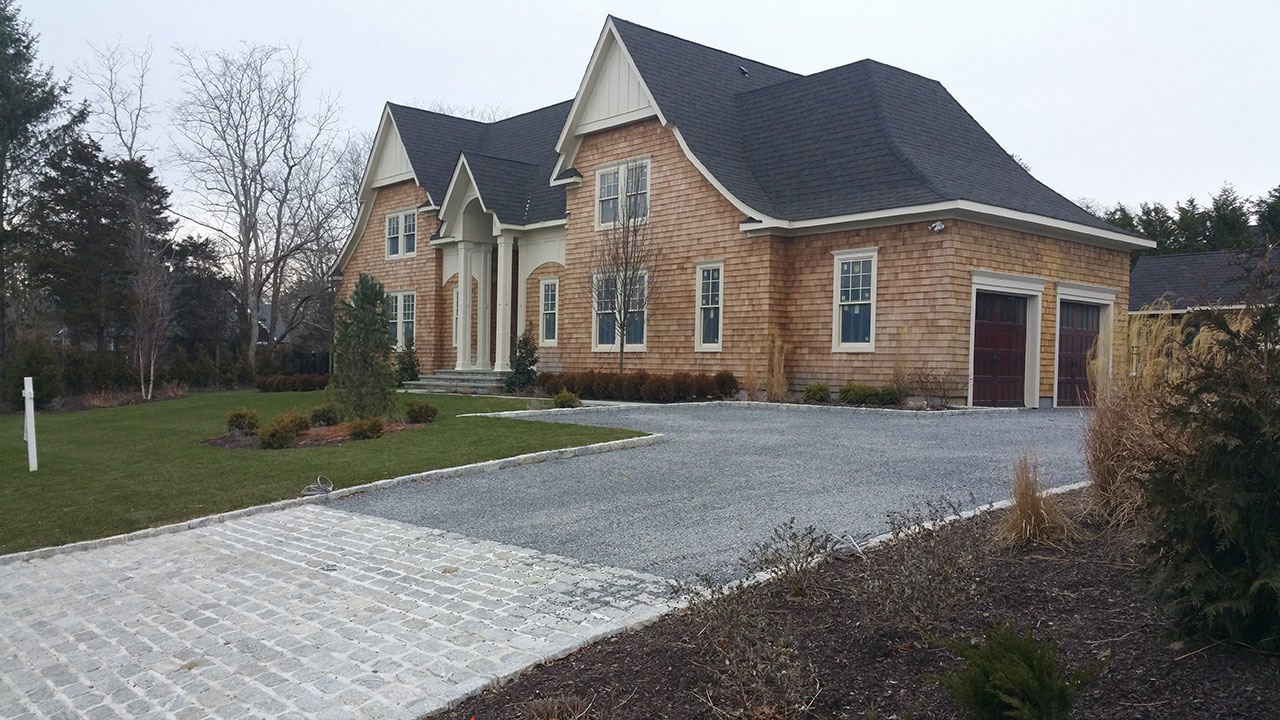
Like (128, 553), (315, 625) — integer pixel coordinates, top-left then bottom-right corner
(740, 199), (1155, 251)
(497, 218), (567, 232)
(1129, 303), (1245, 315)
(436, 154), (495, 237)
(332, 105), (427, 274)
(549, 18), (668, 185)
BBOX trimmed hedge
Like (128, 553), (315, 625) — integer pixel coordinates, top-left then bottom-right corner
(254, 374), (330, 392)
(838, 383), (908, 407)
(802, 382), (831, 403)
(535, 370), (736, 403)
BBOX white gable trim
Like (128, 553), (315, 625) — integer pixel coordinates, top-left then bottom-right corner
(332, 105), (426, 274)
(436, 154), (492, 238)
(550, 18), (666, 185)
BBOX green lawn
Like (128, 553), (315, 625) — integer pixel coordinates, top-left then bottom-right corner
(0, 390), (640, 554)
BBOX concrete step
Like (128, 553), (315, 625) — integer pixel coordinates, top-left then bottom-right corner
(403, 368), (507, 395)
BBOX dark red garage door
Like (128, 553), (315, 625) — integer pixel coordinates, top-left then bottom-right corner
(973, 292), (1027, 407)
(1057, 301), (1101, 406)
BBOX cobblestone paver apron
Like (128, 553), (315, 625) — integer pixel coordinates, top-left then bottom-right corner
(0, 506), (673, 719)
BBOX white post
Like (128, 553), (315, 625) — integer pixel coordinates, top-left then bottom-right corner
(494, 233), (513, 372)
(477, 245), (492, 370)
(22, 376), (37, 472)
(455, 242), (473, 370)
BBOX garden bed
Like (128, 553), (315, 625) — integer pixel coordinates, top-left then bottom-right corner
(203, 419), (418, 449)
(437, 491), (1278, 719)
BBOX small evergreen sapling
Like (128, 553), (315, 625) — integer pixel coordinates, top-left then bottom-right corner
(327, 274), (397, 421)
(503, 327), (539, 392)
(395, 337), (420, 386)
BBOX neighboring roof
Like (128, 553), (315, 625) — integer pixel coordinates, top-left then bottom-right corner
(1129, 248), (1279, 311)
(386, 99), (572, 224)
(610, 17), (1124, 233)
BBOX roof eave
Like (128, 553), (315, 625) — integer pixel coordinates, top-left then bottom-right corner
(740, 200), (1155, 251)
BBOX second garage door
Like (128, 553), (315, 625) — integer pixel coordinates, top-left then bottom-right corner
(973, 292), (1027, 407)
(1057, 301), (1101, 406)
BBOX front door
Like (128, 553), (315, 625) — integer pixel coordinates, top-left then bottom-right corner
(1057, 301), (1101, 406)
(973, 292), (1027, 407)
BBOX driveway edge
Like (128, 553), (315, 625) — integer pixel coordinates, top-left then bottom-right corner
(0, 433), (663, 565)
(462, 399), (1028, 419)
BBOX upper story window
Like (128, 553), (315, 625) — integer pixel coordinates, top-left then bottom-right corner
(388, 290), (416, 350)
(695, 261), (722, 351)
(540, 278), (558, 346)
(593, 272), (647, 351)
(386, 210), (416, 258)
(595, 158), (650, 229)
(831, 247), (878, 352)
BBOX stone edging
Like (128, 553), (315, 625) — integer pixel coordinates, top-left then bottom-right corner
(0, 434), (663, 566)
(461, 399), (1022, 419)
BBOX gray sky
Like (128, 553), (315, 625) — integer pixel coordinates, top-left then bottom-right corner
(24, 0), (1280, 214)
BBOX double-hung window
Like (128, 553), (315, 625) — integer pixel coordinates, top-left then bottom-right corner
(388, 290), (416, 350)
(831, 247), (878, 352)
(695, 262), (722, 351)
(386, 210), (416, 258)
(593, 272), (647, 350)
(540, 278), (558, 346)
(596, 158), (649, 228)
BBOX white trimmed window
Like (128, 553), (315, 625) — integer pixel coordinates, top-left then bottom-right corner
(595, 158), (649, 228)
(388, 291), (416, 350)
(386, 210), (417, 258)
(831, 247), (878, 352)
(695, 261), (722, 351)
(593, 272), (647, 351)
(540, 278), (559, 346)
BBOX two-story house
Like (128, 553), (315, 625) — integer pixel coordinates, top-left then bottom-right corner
(333, 16), (1152, 408)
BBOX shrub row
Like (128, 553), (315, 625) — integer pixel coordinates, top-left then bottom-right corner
(535, 370), (739, 403)
(255, 374), (330, 392)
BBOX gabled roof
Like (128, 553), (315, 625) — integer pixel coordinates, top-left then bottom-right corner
(386, 99), (572, 224)
(1129, 248), (1279, 311)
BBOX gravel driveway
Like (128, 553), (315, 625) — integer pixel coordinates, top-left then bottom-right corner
(341, 403), (1088, 580)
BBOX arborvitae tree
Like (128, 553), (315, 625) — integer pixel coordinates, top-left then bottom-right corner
(327, 273), (396, 420)
(0, 0), (86, 354)
(503, 326), (539, 392)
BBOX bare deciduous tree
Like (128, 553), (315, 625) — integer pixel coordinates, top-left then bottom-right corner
(423, 100), (508, 123)
(76, 40), (153, 161)
(172, 44), (338, 371)
(589, 159), (658, 373)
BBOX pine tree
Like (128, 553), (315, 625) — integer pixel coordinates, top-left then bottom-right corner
(327, 273), (396, 420)
(1253, 185), (1280, 244)
(1206, 184), (1254, 250)
(0, 0), (86, 354)
(395, 337), (420, 385)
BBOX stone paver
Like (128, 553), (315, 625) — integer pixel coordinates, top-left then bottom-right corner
(0, 506), (672, 719)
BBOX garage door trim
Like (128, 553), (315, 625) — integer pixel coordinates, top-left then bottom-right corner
(968, 270), (1046, 408)
(1053, 281), (1118, 408)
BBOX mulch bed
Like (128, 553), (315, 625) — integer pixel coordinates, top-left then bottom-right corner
(439, 491), (1278, 719)
(204, 420), (418, 449)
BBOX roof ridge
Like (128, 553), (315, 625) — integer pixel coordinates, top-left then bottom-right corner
(608, 15), (800, 79)
(865, 64), (947, 203)
(388, 98), (573, 126)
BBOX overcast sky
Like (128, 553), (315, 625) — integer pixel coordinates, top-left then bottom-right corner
(24, 0), (1280, 214)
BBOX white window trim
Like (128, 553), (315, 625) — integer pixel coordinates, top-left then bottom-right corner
(539, 277), (559, 347)
(967, 269), (1047, 409)
(593, 156), (651, 231)
(591, 271), (648, 352)
(694, 260), (723, 352)
(388, 290), (417, 351)
(831, 247), (879, 353)
(385, 208), (418, 260)
(1052, 281), (1118, 408)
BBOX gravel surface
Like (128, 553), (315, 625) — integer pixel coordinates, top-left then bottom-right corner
(339, 404), (1089, 581)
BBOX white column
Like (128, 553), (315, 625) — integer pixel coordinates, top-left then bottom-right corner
(494, 233), (514, 371)
(455, 242), (473, 370)
(476, 245), (492, 370)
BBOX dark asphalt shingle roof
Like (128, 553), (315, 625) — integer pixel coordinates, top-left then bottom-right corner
(382, 17), (1129, 235)
(386, 100), (572, 225)
(1129, 249), (1279, 311)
